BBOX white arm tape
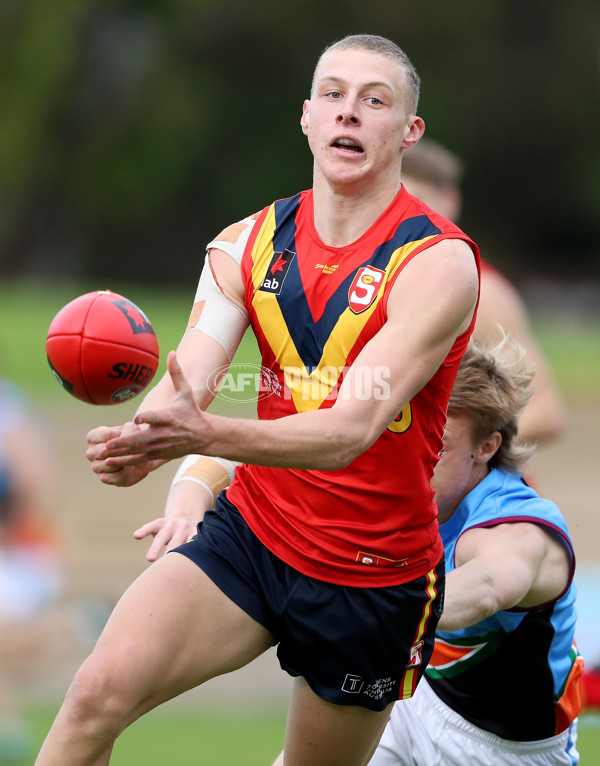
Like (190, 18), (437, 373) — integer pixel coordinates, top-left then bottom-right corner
(190, 261), (248, 359)
(189, 216), (257, 358)
(171, 454), (240, 506)
(205, 215), (257, 266)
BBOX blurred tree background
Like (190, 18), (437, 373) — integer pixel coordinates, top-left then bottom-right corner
(1, 0), (599, 288)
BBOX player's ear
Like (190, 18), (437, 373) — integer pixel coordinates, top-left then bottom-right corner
(301, 100), (310, 135)
(401, 116), (425, 150)
(475, 431), (502, 465)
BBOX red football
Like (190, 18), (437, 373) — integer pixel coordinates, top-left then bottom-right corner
(46, 290), (160, 405)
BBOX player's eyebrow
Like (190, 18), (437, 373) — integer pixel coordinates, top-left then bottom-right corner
(318, 75), (394, 93)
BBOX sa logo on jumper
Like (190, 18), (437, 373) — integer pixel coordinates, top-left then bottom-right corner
(348, 266), (385, 314)
(259, 249), (296, 295)
(113, 300), (156, 335)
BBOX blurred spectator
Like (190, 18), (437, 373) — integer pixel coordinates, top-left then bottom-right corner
(0, 372), (64, 763)
(401, 138), (566, 446)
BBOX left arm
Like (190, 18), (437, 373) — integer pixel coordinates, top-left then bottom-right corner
(437, 521), (571, 631)
(99, 238), (478, 470)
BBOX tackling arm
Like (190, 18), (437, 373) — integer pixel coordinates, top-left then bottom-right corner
(437, 521), (572, 631)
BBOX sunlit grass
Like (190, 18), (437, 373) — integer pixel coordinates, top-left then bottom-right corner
(29, 706), (286, 766)
(26, 707), (600, 765)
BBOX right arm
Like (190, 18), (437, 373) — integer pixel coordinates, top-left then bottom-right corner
(95, 237), (479, 471)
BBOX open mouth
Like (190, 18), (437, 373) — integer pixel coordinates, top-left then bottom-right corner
(332, 137), (364, 154)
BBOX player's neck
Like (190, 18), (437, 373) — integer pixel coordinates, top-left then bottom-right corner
(311, 174), (401, 248)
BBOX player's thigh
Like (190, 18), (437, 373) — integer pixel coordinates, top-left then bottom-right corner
(283, 677), (393, 766)
(80, 552), (274, 709)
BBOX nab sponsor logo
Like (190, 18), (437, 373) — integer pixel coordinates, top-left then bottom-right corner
(258, 250), (295, 295)
(113, 299), (156, 335)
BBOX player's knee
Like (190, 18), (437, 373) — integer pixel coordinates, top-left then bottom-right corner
(64, 655), (135, 733)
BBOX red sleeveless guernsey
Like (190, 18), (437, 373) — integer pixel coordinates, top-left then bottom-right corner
(226, 187), (480, 586)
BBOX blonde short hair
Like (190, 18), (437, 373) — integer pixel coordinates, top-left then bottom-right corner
(312, 34), (420, 115)
(449, 335), (536, 471)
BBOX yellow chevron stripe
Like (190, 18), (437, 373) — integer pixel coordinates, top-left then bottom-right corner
(250, 206), (278, 293)
(249, 225), (438, 412)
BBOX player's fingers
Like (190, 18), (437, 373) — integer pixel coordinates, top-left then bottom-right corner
(143, 524), (178, 562)
(132, 408), (172, 428)
(86, 443), (115, 461)
(144, 535), (167, 562)
(95, 462), (151, 487)
(166, 524), (196, 550)
(166, 350), (194, 397)
(133, 518), (164, 539)
(95, 470), (129, 486)
(89, 457), (119, 473)
(90, 451), (136, 470)
(86, 425), (122, 445)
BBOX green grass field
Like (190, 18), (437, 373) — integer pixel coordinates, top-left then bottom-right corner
(28, 707), (288, 765)
(25, 707), (600, 764)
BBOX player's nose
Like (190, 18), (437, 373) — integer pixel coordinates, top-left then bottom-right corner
(336, 96), (360, 124)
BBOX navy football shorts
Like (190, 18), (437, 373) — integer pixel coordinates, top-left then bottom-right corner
(172, 491), (445, 712)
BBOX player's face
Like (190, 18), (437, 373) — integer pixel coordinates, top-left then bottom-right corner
(301, 48), (423, 193)
(431, 413), (480, 523)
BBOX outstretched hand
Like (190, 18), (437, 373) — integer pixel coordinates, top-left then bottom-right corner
(133, 516), (198, 562)
(86, 422), (158, 486)
(134, 466), (215, 561)
(100, 351), (214, 465)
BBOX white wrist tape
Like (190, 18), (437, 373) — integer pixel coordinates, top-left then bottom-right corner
(171, 454), (240, 505)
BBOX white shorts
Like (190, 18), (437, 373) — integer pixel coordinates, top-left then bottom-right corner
(368, 678), (579, 766)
